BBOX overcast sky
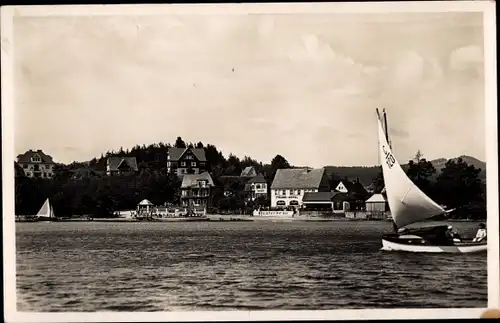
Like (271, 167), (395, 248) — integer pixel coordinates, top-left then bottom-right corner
(13, 11), (485, 167)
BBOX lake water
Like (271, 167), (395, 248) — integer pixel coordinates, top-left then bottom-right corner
(16, 220), (487, 311)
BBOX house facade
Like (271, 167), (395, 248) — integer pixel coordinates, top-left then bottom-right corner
(270, 168), (330, 208)
(106, 157), (138, 176)
(245, 174), (268, 201)
(16, 149), (56, 178)
(167, 147), (207, 177)
(180, 171), (214, 207)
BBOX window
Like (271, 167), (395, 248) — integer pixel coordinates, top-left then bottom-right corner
(181, 162), (186, 167)
(256, 184), (261, 189)
(282, 190), (286, 195)
(31, 154), (41, 163)
(34, 164), (40, 171)
(191, 162), (196, 167)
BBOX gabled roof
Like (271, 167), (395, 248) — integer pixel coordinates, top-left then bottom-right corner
(181, 171), (214, 188)
(17, 149), (55, 164)
(247, 173), (267, 184)
(107, 157), (138, 172)
(332, 179), (368, 196)
(168, 147), (207, 162)
(271, 168), (325, 189)
(302, 191), (335, 202)
(240, 166), (258, 177)
(366, 193), (386, 203)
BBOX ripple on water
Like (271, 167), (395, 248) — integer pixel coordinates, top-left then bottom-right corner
(15, 221), (487, 311)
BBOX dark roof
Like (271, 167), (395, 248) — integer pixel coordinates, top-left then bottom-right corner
(247, 173), (266, 184)
(107, 157), (138, 172)
(240, 166), (258, 177)
(331, 192), (358, 202)
(168, 147), (207, 162)
(271, 168), (325, 189)
(17, 149), (55, 164)
(181, 172), (214, 188)
(302, 192), (335, 202)
(332, 179), (368, 196)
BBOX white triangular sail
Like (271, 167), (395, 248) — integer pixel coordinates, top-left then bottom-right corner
(376, 112), (445, 228)
(36, 198), (53, 218)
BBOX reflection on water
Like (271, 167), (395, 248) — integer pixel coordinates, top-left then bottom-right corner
(16, 221), (487, 311)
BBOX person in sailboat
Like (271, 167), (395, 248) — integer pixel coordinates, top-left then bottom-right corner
(472, 223), (487, 242)
(445, 225), (462, 243)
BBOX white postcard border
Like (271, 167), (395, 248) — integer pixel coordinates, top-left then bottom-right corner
(2, 1), (498, 322)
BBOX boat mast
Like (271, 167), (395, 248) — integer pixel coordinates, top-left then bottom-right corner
(383, 108), (391, 149)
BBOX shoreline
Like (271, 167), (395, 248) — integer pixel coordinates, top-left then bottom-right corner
(15, 215), (485, 223)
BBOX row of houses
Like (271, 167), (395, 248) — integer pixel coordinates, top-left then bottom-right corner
(15, 147), (208, 178)
(15, 148), (388, 215)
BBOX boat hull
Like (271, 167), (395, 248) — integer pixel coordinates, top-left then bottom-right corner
(381, 238), (487, 253)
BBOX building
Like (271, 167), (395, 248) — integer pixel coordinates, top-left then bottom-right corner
(302, 191), (336, 211)
(167, 147), (207, 177)
(245, 174), (268, 201)
(331, 178), (368, 195)
(240, 166), (258, 178)
(16, 149), (56, 178)
(14, 162), (25, 178)
(365, 193), (388, 219)
(106, 157), (138, 176)
(270, 168), (330, 208)
(180, 171), (214, 207)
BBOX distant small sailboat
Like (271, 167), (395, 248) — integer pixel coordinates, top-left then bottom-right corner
(35, 198), (57, 221)
(376, 109), (486, 253)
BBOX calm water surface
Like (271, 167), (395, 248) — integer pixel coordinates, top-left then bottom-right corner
(16, 221), (487, 311)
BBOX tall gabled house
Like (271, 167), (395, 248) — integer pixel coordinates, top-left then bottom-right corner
(245, 174), (268, 201)
(180, 171), (215, 207)
(16, 149), (56, 178)
(167, 147), (207, 177)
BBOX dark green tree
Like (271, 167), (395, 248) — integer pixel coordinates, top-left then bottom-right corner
(406, 150), (436, 196)
(434, 157), (483, 208)
(174, 137), (186, 148)
(372, 168), (385, 193)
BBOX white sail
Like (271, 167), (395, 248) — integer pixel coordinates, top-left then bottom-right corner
(36, 198), (53, 218)
(376, 112), (445, 228)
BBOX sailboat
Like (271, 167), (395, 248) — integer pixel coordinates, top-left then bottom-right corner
(376, 109), (486, 253)
(35, 198), (57, 221)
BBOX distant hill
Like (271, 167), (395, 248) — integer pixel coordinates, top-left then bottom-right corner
(324, 155), (486, 187)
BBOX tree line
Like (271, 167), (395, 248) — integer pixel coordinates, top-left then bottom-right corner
(15, 137), (292, 217)
(370, 150), (486, 219)
(14, 141), (485, 219)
